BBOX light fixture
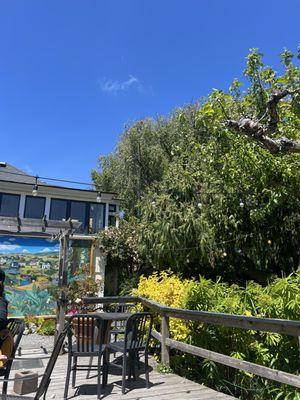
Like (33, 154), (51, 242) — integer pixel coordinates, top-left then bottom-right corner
(96, 191), (102, 203)
(32, 176), (38, 196)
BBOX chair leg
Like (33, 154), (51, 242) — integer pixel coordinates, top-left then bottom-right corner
(129, 351), (137, 381)
(103, 348), (109, 387)
(86, 356), (93, 379)
(97, 354), (102, 400)
(145, 352), (150, 389)
(2, 367), (10, 395)
(72, 356), (77, 388)
(121, 352), (127, 394)
(64, 353), (72, 400)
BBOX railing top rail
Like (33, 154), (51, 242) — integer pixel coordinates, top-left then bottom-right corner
(83, 296), (300, 336)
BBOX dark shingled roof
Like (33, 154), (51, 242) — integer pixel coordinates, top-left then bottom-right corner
(0, 162), (39, 184)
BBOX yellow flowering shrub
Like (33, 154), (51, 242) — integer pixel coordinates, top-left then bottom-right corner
(133, 270), (190, 340)
(133, 270), (300, 400)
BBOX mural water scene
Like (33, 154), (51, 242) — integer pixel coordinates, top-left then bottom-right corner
(0, 235), (59, 316)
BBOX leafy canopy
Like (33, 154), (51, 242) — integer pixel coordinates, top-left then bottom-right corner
(93, 48), (300, 281)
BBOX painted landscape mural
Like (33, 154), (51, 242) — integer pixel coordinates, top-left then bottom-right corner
(0, 235), (92, 316)
(0, 235), (60, 316)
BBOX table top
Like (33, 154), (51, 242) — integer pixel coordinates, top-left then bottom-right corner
(96, 312), (132, 321)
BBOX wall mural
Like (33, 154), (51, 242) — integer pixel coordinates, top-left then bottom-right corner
(0, 235), (91, 316)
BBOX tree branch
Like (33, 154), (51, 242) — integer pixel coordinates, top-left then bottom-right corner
(227, 89), (300, 154)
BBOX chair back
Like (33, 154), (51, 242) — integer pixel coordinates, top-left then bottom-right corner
(6, 318), (24, 353)
(34, 323), (69, 400)
(2, 319), (25, 375)
(112, 303), (138, 331)
(124, 313), (153, 351)
(68, 314), (104, 354)
(114, 303), (137, 313)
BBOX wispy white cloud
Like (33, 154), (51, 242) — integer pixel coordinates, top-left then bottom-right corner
(39, 247), (58, 253)
(22, 249), (29, 253)
(0, 244), (21, 252)
(39, 247), (51, 253)
(99, 75), (143, 94)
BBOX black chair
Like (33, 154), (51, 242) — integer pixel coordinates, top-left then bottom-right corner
(64, 314), (106, 400)
(108, 312), (153, 394)
(0, 319), (25, 395)
(0, 323), (69, 400)
(110, 304), (138, 343)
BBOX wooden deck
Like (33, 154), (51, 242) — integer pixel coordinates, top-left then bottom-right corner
(4, 352), (236, 400)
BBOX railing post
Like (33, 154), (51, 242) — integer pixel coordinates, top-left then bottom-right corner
(161, 313), (170, 365)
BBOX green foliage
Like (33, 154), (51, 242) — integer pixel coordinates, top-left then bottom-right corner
(93, 47), (300, 282)
(156, 363), (173, 374)
(37, 318), (56, 336)
(135, 271), (300, 399)
(65, 265), (100, 313)
(118, 273), (140, 296)
(23, 316), (56, 336)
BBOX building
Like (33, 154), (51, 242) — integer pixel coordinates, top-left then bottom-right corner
(0, 162), (119, 234)
(0, 162), (120, 302)
(41, 262), (52, 270)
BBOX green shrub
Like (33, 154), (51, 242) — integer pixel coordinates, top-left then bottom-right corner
(134, 270), (300, 400)
(37, 318), (56, 336)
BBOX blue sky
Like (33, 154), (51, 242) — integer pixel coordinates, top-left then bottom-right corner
(0, 236), (59, 254)
(0, 1), (299, 185)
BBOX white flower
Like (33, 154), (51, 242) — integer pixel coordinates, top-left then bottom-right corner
(74, 298), (82, 304)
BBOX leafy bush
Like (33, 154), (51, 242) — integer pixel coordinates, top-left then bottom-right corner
(134, 271), (300, 399)
(93, 48), (300, 282)
(37, 318), (56, 336)
(23, 316), (56, 336)
(63, 264), (100, 314)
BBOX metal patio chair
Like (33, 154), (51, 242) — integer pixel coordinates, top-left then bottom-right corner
(64, 314), (106, 400)
(110, 303), (138, 344)
(0, 318), (25, 395)
(108, 312), (153, 394)
(0, 323), (69, 400)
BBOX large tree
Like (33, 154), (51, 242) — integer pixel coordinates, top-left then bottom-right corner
(93, 48), (300, 283)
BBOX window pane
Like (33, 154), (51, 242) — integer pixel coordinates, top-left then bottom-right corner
(0, 194), (20, 217)
(109, 204), (116, 213)
(24, 196), (45, 219)
(89, 203), (105, 233)
(108, 215), (117, 227)
(70, 201), (86, 232)
(50, 199), (67, 220)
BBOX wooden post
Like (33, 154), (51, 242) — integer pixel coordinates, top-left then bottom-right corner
(55, 234), (69, 343)
(161, 313), (170, 365)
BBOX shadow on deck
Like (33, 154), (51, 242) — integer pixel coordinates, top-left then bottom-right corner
(4, 352), (236, 400)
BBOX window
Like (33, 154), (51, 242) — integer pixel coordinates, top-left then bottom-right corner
(24, 196), (45, 219)
(89, 203), (105, 233)
(49, 199), (107, 233)
(108, 215), (117, 227)
(109, 204), (117, 213)
(50, 199), (68, 221)
(70, 201), (87, 232)
(0, 193), (20, 217)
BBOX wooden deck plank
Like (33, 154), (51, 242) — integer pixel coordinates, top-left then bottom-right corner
(3, 353), (236, 399)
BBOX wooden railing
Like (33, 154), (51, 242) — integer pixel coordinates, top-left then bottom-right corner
(83, 296), (300, 389)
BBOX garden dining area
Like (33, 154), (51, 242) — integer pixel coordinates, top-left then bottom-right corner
(0, 298), (237, 400)
(0, 295), (299, 399)
(0, 211), (298, 400)
(0, 216), (237, 399)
